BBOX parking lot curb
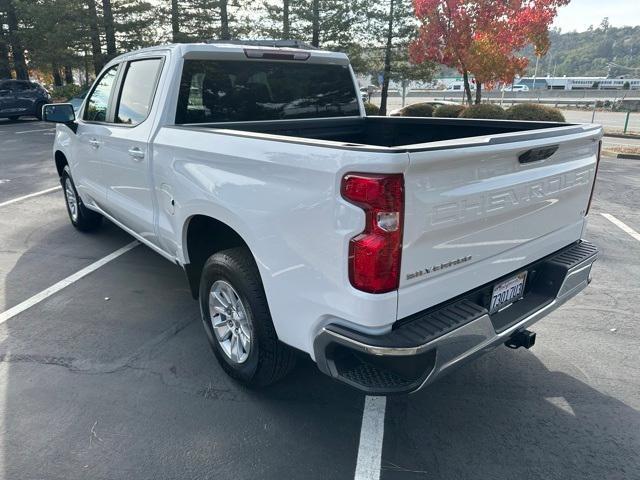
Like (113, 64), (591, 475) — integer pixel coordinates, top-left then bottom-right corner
(601, 149), (640, 160)
(603, 133), (640, 140)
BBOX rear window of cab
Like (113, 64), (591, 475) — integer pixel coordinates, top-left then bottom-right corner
(176, 59), (360, 124)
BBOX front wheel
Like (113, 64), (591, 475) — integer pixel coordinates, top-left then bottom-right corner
(199, 247), (296, 388)
(35, 102), (45, 121)
(61, 166), (102, 232)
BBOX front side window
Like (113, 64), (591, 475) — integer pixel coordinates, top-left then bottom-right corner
(84, 65), (119, 122)
(115, 58), (163, 125)
(176, 59), (359, 124)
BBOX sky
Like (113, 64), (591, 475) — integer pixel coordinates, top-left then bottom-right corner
(553, 0), (640, 32)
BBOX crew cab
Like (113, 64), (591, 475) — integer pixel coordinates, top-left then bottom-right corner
(43, 41), (602, 394)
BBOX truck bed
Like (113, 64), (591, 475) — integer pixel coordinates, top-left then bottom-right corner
(179, 116), (587, 150)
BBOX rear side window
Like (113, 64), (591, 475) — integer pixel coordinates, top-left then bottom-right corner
(115, 58), (163, 125)
(84, 65), (119, 122)
(176, 59), (359, 124)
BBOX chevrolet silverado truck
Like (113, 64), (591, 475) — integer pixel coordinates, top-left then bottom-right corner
(43, 41), (602, 394)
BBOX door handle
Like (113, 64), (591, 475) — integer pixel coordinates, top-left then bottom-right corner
(128, 147), (145, 161)
(88, 138), (100, 148)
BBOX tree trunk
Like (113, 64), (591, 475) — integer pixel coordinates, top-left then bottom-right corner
(4, 0), (28, 79)
(102, 0), (117, 58)
(474, 82), (482, 104)
(64, 64), (74, 84)
(311, 0), (319, 47)
(171, 0), (180, 42)
(378, 0), (395, 117)
(219, 0), (230, 40)
(462, 70), (473, 105)
(0, 24), (12, 79)
(51, 62), (63, 86)
(282, 0), (290, 39)
(86, 0), (104, 75)
(83, 49), (90, 86)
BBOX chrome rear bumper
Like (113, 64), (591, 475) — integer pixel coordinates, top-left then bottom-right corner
(313, 241), (598, 395)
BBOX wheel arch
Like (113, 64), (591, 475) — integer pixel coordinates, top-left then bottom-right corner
(54, 150), (68, 178)
(182, 214), (258, 299)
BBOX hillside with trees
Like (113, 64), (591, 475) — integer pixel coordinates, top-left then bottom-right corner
(522, 20), (640, 78)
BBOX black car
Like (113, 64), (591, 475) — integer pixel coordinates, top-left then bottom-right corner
(0, 79), (51, 120)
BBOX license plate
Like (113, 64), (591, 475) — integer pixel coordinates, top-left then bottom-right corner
(489, 272), (527, 314)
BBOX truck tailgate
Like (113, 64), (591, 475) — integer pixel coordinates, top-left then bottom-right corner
(398, 126), (601, 319)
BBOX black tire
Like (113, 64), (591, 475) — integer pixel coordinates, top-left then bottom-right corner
(61, 165), (103, 232)
(8, 116), (19, 121)
(35, 102), (45, 121)
(199, 247), (296, 388)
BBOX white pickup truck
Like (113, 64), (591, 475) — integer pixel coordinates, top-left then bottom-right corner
(44, 41), (601, 394)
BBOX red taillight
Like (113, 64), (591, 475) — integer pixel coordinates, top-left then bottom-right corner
(586, 140), (601, 215)
(341, 173), (404, 294)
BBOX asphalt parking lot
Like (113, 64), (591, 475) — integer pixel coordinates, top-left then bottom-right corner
(0, 119), (639, 480)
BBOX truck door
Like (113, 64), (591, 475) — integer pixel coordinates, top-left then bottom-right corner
(71, 64), (120, 207)
(100, 57), (164, 246)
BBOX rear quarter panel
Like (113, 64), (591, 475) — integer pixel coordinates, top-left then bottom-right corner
(151, 127), (410, 356)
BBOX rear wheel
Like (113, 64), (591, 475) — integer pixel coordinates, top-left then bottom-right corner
(199, 247), (296, 387)
(61, 166), (102, 232)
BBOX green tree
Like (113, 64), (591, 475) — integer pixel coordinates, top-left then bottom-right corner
(359, 0), (431, 115)
(290, 0), (360, 49)
(0, 0), (28, 79)
(111, 0), (158, 51)
(0, 19), (12, 78)
(102, 0), (116, 58)
(16, 0), (89, 82)
(258, 0), (291, 39)
(86, 0), (104, 74)
(162, 0), (251, 42)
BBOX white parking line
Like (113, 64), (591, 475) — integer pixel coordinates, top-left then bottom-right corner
(0, 241), (139, 325)
(14, 128), (55, 134)
(354, 396), (387, 480)
(601, 213), (640, 242)
(0, 185), (62, 208)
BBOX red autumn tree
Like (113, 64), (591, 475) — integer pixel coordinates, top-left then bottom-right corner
(410, 0), (569, 104)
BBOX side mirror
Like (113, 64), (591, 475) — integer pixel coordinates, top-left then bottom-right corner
(43, 103), (75, 123)
(42, 103), (77, 133)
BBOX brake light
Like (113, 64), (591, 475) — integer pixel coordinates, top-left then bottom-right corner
(243, 49), (310, 61)
(341, 173), (404, 293)
(586, 140), (601, 215)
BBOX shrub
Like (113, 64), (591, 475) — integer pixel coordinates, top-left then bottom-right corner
(433, 104), (466, 118)
(50, 83), (84, 101)
(394, 102), (434, 117)
(363, 102), (380, 116)
(458, 103), (506, 119)
(505, 103), (566, 122)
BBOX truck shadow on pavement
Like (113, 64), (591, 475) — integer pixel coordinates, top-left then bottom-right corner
(383, 348), (640, 480)
(0, 220), (364, 479)
(0, 118), (39, 126)
(1, 221), (638, 479)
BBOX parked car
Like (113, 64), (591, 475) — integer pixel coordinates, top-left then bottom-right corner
(44, 42), (602, 394)
(446, 82), (475, 91)
(502, 84), (530, 92)
(0, 79), (51, 120)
